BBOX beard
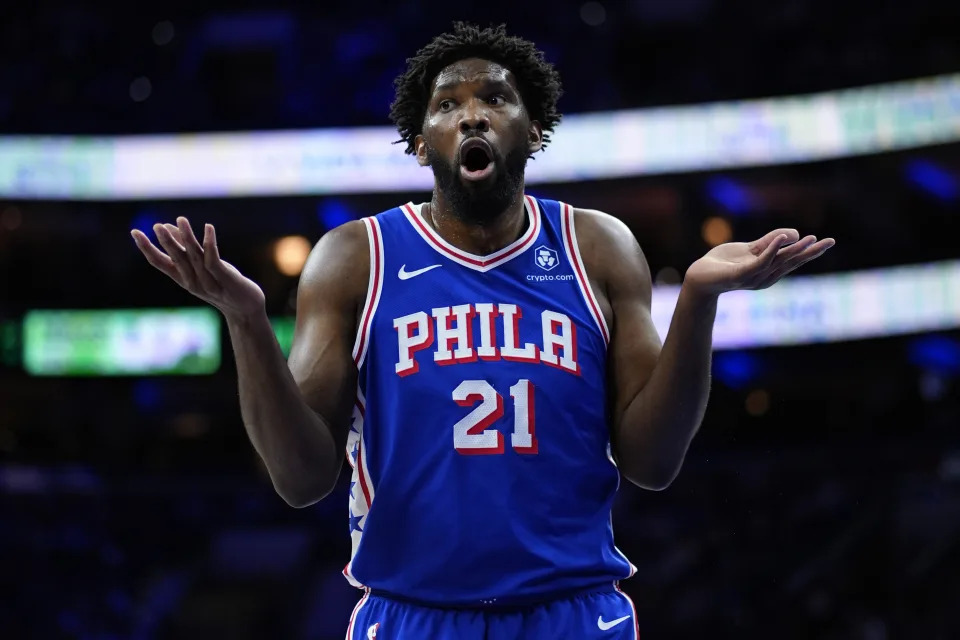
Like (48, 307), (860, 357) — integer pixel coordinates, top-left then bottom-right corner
(426, 140), (528, 227)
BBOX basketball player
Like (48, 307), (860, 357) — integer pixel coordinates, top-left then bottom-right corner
(131, 22), (834, 640)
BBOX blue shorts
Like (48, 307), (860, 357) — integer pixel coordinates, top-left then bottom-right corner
(345, 585), (639, 640)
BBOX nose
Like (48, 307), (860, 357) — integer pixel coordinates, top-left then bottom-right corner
(459, 102), (490, 134)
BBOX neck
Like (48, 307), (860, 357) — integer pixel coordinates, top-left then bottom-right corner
(424, 188), (528, 255)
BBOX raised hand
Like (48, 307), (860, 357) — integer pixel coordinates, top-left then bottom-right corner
(130, 217), (266, 319)
(684, 228), (835, 297)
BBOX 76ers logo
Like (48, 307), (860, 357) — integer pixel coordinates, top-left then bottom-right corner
(535, 245), (558, 271)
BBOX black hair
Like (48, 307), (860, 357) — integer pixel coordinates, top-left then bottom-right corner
(389, 22), (563, 156)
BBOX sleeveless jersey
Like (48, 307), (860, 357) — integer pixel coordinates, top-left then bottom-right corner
(342, 195), (636, 607)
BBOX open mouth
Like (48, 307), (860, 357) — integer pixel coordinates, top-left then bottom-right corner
(464, 147), (491, 172)
(459, 139), (495, 181)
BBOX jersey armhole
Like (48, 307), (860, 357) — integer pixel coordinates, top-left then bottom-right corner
(351, 217), (385, 369)
(559, 202), (611, 345)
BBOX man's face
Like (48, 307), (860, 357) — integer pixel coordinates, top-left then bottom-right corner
(415, 58), (543, 225)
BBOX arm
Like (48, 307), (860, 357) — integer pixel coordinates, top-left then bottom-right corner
(232, 221), (368, 506)
(608, 261), (716, 491)
(132, 218), (368, 507)
(576, 210), (833, 490)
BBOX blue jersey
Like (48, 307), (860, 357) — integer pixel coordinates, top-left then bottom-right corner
(342, 195), (636, 607)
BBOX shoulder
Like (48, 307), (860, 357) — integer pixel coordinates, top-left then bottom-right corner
(298, 219), (370, 310)
(569, 206), (652, 291)
(570, 207), (637, 250)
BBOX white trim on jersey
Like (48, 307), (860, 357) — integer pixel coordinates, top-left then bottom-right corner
(346, 239), (376, 590)
(344, 391), (374, 589)
(356, 386), (366, 412)
(560, 202), (610, 344)
(614, 583), (640, 640)
(346, 394), (374, 507)
(400, 195), (541, 272)
(611, 509), (638, 579)
(605, 441), (639, 579)
(345, 387), (367, 470)
(343, 588), (371, 640)
(352, 217), (385, 369)
(357, 404), (374, 506)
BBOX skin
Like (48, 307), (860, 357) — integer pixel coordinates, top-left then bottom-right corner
(414, 58), (542, 253)
(130, 56), (834, 505)
(132, 218), (366, 506)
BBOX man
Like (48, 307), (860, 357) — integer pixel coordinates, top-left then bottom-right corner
(131, 22), (833, 640)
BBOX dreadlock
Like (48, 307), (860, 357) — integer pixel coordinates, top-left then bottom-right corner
(389, 22), (563, 156)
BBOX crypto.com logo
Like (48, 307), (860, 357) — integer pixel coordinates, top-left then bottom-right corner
(534, 245), (559, 271)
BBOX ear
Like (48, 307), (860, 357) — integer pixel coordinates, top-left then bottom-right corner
(527, 120), (543, 155)
(415, 134), (430, 167)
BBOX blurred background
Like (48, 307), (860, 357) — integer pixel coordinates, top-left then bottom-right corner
(1, 0), (960, 638)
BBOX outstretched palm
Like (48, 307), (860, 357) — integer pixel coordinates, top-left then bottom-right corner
(130, 217), (266, 319)
(685, 228), (835, 296)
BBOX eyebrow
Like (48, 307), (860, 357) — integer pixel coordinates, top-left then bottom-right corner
(433, 77), (515, 95)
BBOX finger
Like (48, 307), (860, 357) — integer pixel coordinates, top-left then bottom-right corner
(131, 229), (181, 281)
(160, 223), (186, 250)
(776, 234), (818, 257)
(762, 238), (835, 286)
(769, 235), (819, 268)
(750, 228), (800, 256)
(155, 224), (186, 256)
(202, 223), (226, 275)
(177, 217), (220, 289)
(780, 237), (833, 269)
(176, 217), (204, 253)
(756, 233), (789, 268)
(154, 224), (199, 289)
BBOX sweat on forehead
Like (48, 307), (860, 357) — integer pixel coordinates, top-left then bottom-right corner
(430, 58), (516, 92)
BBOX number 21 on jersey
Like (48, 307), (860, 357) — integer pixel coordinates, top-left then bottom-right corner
(452, 379), (537, 455)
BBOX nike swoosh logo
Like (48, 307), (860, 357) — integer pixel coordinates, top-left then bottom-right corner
(398, 264), (442, 280)
(597, 615), (631, 631)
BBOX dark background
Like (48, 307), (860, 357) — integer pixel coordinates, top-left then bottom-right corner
(2, 1), (960, 638)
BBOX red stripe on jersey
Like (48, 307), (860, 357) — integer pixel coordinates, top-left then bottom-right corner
(563, 203), (609, 344)
(401, 195), (540, 269)
(354, 218), (382, 366)
(352, 395), (372, 507)
(357, 436), (372, 508)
